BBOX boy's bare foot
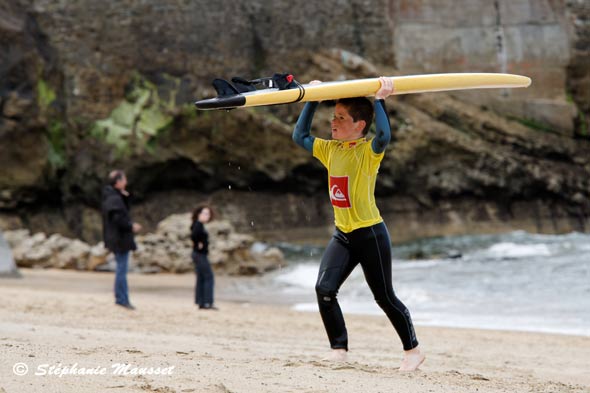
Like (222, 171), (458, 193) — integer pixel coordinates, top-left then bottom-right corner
(321, 348), (348, 362)
(399, 347), (425, 371)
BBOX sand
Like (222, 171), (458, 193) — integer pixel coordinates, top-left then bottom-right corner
(0, 269), (588, 393)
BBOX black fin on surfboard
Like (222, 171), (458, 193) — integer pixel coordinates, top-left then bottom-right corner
(212, 78), (239, 97)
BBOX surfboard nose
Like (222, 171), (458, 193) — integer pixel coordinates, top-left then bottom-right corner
(194, 95), (246, 110)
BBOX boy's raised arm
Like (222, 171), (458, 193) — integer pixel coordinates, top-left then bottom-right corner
(292, 102), (319, 153)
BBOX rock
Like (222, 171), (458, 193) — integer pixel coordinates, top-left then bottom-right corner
(3, 229), (30, 248)
(12, 232), (52, 268)
(156, 213), (192, 241)
(2, 91), (33, 118)
(4, 213), (286, 275)
(0, 229), (19, 277)
(87, 243), (109, 271)
(5, 231), (89, 269)
(330, 48), (379, 76)
(44, 233), (71, 252)
(261, 247), (285, 264)
(56, 238), (91, 269)
(0, 213), (23, 231)
(133, 213), (286, 275)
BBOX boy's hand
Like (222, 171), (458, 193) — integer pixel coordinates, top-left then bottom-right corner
(375, 76), (394, 99)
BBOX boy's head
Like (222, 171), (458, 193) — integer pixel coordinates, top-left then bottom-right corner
(332, 97), (374, 140)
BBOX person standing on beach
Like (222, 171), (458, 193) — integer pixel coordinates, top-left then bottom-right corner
(102, 170), (142, 310)
(292, 78), (425, 371)
(191, 204), (217, 310)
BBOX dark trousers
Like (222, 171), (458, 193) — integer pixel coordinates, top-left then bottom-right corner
(114, 252), (130, 305)
(315, 222), (419, 351)
(192, 251), (214, 306)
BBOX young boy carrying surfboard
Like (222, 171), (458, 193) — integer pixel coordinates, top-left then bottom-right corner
(292, 77), (425, 371)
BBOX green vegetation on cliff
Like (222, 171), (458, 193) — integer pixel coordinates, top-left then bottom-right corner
(36, 79), (56, 110)
(47, 120), (66, 168)
(90, 73), (178, 155)
(36, 79), (66, 169)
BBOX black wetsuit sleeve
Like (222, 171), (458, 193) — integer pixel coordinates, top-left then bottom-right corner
(371, 99), (391, 154)
(292, 102), (319, 153)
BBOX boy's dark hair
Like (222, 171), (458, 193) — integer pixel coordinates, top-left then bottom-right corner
(108, 170), (125, 186)
(192, 204), (215, 223)
(336, 97), (374, 135)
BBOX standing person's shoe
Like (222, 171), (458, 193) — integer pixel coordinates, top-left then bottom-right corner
(199, 303), (218, 310)
(116, 303), (136, 310)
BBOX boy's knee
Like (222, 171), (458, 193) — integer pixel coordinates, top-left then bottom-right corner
(316, 285), (337, 304)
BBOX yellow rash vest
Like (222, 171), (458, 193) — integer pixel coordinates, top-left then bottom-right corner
(313, 137), (384, 233)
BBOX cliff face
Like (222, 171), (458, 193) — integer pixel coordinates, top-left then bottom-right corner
(392, 0), (580, 134)
(1, 0), (589, 242)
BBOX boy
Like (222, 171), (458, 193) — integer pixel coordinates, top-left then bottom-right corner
(292, 78), (424, 371)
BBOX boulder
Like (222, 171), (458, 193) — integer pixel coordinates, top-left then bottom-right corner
(0, 230), (19, 277)
(134, 213), (286, 275)
(3, 212), (286, 275)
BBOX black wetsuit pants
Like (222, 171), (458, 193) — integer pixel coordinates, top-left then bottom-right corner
(315, 222), (419, 351)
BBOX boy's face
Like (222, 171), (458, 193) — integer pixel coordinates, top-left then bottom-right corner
(331, 104), (366, 141)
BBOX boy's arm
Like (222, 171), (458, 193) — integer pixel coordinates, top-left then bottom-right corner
(371, 99), (391, 154)
(292, 102), (319, 153)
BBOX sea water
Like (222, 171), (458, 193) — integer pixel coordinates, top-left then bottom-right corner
(268, 231), (590, 336)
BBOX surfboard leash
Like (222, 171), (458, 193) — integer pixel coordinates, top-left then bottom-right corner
(288, 78), (306, 104)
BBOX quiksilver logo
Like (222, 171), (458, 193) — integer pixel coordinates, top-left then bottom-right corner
(330, 185), (347, 202)
(329, 176), (351, 208)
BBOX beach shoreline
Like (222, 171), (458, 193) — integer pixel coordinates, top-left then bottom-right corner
(1, 269), (588, 393)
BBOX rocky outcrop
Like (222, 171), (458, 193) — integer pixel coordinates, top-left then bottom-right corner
(4, 230), (103, 270)
(0, 2), (56, 208)
(391, 0), (578, 135)
(3, 216), (286, 274)
(1, 0), (589, 243)
(133, 213), (286, 274)
(566, 1), (590, 137)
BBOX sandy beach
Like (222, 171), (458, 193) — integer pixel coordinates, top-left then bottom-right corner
(0, 269), (588, 393)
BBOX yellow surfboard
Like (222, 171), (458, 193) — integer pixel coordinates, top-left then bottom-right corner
(195, 73), (531, 110)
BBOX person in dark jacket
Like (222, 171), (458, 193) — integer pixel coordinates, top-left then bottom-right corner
(102, 170), (142, 310)
(190, 204), (216, 310)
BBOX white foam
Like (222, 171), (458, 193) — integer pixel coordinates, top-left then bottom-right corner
(484, 242), (551, 259)
(250, 242), (268, 254)
(293, 302), (318, 312)
(291, 302), (590, 337)
(274, 263), (317, 289)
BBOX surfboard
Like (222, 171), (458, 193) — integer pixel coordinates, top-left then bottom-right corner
(194, 73), (531, 110)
